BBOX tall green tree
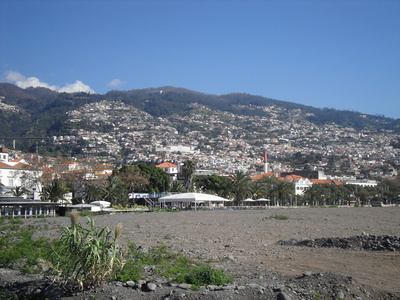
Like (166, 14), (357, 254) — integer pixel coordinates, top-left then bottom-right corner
(104, 175), (128, 206)
(269, 181), (294, 206)
(303, 184), (323, 206)
(82, 179), (106, 204)
(251, 181), (269, 199)
(170, 180), (185, 193)
(182, 160), (196, 192)
(114, 165), (150, 193)
(41, 177), (70, 202)
(229, 170), (252, 205)
(193, 174), (233, 197)
(138, 163), (170, 193)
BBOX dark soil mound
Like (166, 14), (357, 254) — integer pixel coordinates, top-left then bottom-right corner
(277, 234), (400, 251)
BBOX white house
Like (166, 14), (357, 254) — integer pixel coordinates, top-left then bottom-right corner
(0, 148), (9, 162)
(0, 149), (42, 199)
(156, 162), (178, 181)
(283, 174), (313, 196)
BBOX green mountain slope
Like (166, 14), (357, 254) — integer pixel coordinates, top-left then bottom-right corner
(0, 83), (399, 154)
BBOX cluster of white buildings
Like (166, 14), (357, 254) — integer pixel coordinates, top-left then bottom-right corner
(0, 148), (41, 198)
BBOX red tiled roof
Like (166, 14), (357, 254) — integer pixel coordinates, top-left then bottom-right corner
(11, 158), (23, 162)
(251, 172), (275, 181)
(156, 162), (177, 168)
(284, 175), (305, 182)
(310, 179), (344, 185)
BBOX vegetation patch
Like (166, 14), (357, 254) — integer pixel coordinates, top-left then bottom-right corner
(265, 214), (289, 220)
(175, 265), (233, 288)
(1, 212), (233, 295)
(47, 210), (124, 290)
(114, 242), (232, 287)
(0, 219), (49, 274)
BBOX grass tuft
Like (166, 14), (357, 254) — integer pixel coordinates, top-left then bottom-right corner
(265, 214), (289, 220)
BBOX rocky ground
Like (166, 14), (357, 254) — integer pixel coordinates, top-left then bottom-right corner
(1, 206), (400, 299)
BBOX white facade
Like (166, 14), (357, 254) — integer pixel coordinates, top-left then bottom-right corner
(0, 149), (42, 199)
(293, 178), (313, 196)
(0, 148), (9, 162)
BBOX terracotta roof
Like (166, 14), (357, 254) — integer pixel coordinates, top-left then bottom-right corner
(310, 179), (344, 185)
(11, 158), (23, 162)
(156, 162), (177, 168)
(251, 172), (275, 181)
(284, 174), (305, 182)
(13, 162), (32, 170)
(0, 162), (12, 169)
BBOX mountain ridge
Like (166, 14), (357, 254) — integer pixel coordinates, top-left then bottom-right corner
(0, 83), (399, 155)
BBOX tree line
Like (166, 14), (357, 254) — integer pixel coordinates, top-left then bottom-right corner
(15, 157), (399, 208)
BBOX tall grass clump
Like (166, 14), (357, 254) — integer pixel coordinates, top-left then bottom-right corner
(47, 210), (125, 290)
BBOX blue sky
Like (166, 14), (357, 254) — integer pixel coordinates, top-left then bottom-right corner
(1, 0), (399, 118)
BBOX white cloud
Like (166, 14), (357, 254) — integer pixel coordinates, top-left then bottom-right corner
(58, 80), (96, 94)
(5, 71), (58, 90)
(5, 71), (96, 94)
(107, 78), (125, 87)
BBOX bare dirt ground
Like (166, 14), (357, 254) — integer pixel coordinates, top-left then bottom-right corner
(2, 206), (400, 299)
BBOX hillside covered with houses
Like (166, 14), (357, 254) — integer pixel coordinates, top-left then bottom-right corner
(1, 84), (400, 208)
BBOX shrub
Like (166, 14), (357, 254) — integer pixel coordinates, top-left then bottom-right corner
(0, 221), (48, 273)
(114, 242), (193, 282)
(176, 265), (233, 287)
(47, 210), (124, 290)
(266, 214), (289, 220)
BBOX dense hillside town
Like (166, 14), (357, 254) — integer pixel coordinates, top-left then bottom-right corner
(1, 86), (400, 207)
(50, 99), (399, 181)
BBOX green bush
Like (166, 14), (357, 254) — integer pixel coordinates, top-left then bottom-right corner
(0, 291), (49, 300)
(0, 222), (48, 273)
(114, 242), (198, 282)
(176, 265), (233, 287)
(47, 210), (124, 290)
(114, 242), (232, 287)
(266, 214), (289, 220)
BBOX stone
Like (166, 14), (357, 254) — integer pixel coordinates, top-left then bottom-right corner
(336, 291), (345, 299)
(125, 280), (135, 287)
(177, 283), (192, 290)
(247, 283), (265, 290)
(146, 282), (157, 291)
(277, 292), (292, 300)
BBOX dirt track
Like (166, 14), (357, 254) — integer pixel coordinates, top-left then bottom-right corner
(30, 206), (399, 297)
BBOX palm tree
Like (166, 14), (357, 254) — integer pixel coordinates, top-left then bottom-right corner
(41, 177), (69, 202)
(336, 186), (350, 206)
(104, 175), (128, 206)
(251, 181), (269, 199)
(230, 170), (252, 205)
(170, 180), (185, 193)
(11, 186), (27, 197)
(82, 179), (105, 204)
(270, 181), (293, 206)
(182, 160), (196, 192)
(303, 184), (323, 206)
